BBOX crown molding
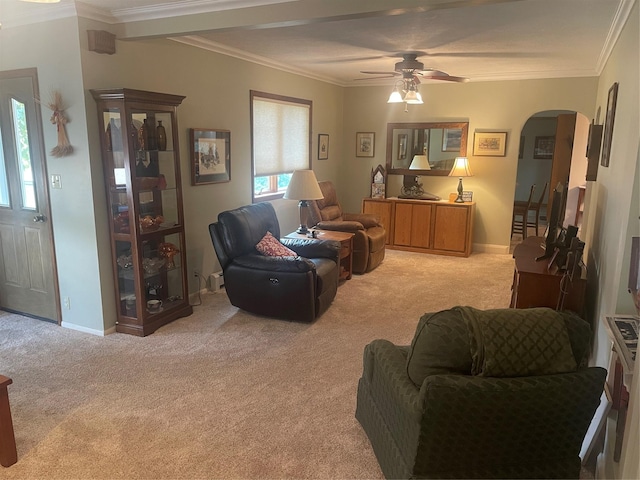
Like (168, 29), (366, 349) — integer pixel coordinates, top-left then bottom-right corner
(171, 35), (345, 87)
(595, 0), (637, 74)
(0, 1), (77, 28)
(104, 0), (292, 23)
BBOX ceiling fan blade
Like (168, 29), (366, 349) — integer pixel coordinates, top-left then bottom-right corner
(354, 75), (398, 81)
(360, 71), (400, 76)
(425, 75), (470, 83)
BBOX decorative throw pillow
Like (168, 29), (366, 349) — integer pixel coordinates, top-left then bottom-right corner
(255, 231), (296, 257)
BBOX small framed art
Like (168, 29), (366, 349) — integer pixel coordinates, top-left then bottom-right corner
(318, 134), (329, 160)
(356, 132), (375, 157)
(533, 136), (555, 159)
(601, 82), (618, 167)
(473, 131), (507, 156)
(190, 128), (231, 185)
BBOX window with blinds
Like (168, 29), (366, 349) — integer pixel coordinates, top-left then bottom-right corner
(251, 91), (312, 201)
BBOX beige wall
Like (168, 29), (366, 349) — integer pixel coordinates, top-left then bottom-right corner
(0, 16), (116, 334)
(342, 78), (598, 252)
(78, 19), (345, 318)
(581, 2), (638, 478)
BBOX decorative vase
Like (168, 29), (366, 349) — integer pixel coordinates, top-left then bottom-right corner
(156, 121), (167, 151)
(105, 120), (112, 151)
(131, 121), (140, 151)
(138, 119), (148, 150)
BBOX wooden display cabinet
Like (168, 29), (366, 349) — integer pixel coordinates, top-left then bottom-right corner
(91, 88), (192, 336)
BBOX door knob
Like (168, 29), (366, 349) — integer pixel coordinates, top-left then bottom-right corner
(33, 214), (46, 223)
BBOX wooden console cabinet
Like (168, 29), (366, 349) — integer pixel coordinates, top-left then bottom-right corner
(362, 197), (475, 257)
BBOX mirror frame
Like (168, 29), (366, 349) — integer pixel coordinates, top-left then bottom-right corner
(385, 122), (469, 176)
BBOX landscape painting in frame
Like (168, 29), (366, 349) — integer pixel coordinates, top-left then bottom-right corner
(190, 128), (231, 185)
(473, 131), (507, 156)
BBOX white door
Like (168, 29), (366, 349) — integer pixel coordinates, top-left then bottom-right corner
(0, 69), (60, 322)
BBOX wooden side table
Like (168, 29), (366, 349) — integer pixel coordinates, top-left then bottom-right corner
(285, 230), (354, 281)
(0, 375), (17, 467)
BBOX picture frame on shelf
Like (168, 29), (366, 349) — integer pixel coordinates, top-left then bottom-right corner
(190, 128), (231, 185)
(318, 133), (329, 160)
(473, 131), (507, 156)
(533, 136), (555, 159)
(462, 191), (473, 202)
(601, 82), (618, 167)
(356, 132), (375, 157)
(442, 128), (462, 152)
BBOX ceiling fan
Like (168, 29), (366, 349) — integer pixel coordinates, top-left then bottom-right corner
(358, 53), (469, 83)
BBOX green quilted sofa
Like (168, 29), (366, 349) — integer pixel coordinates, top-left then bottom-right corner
(355, 306), (607, 479)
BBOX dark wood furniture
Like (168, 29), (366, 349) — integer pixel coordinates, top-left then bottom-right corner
(91, 89), (193, 336)
(286, 230), (354, 280)
(362, 197), (475, 257)
(0, 375), (17, 467)
(510, 236), (586, 315)
(512, 184), (536, 239)
(603, 314), (638, 461)
(526, 182), (548, 236)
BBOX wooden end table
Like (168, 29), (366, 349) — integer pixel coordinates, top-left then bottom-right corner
(0, 375), (17, 467)
(285, 230), (354, 281)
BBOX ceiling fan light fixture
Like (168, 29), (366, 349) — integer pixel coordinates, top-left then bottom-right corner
(387, 87), (404, 103)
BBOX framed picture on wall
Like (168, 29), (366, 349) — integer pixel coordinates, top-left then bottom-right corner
(533, 136), (555, 159)
(356, 132), (375, 157)
(190, 128), (231, 185)
(318, 134), (329, 160)
(601, 82), (618, 167)
(473, 131), (507, 156)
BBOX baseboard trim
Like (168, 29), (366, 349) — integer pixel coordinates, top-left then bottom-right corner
(61, 321), (115, 336)
(473, 243), (510, 255)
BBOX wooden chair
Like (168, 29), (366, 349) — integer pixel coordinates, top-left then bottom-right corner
(512, 184), (536, 239)
(0, 375), (17, 467)
(526, 182), (548, 236)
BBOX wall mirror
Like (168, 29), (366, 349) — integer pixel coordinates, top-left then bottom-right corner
(386, 122), (469, 176)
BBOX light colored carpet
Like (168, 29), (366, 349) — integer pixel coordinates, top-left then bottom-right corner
(0, 249), (514, 479)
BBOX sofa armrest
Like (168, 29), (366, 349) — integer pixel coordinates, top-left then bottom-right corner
(233, 253), (316, 273)
(281, 238), (340, 263)
(363, 340), (423, 422)
(343, 212), (381, 229)
(316, 220), (364, 232)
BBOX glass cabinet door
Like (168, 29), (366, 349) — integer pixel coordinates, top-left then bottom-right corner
(93, 88), (190, 336)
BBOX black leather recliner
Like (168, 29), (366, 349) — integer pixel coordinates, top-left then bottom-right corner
(209, 202), (340, 322)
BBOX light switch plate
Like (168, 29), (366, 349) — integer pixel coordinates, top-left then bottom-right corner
(51, 174), (62, 189)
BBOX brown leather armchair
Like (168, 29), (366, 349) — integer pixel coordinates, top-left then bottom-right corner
(308, 181), (385, 274)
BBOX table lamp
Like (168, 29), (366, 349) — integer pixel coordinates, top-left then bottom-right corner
(448, 157), (473, 203)
(284, 169), (324, 234)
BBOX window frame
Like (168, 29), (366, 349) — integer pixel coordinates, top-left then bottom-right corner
(250, 90), (312, 203)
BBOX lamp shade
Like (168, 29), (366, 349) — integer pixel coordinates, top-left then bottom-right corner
(410, 154), (431, 170)
(387, 88), (404, 103)
(448, 157), (473, 177)
(283, 169), (323, 200)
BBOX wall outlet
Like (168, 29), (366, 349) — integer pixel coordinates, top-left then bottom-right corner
(210, 272), (224, 292)
(63, 297), (71, 309)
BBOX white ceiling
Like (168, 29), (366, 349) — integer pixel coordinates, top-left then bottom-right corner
(0, 0), (634, 86)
